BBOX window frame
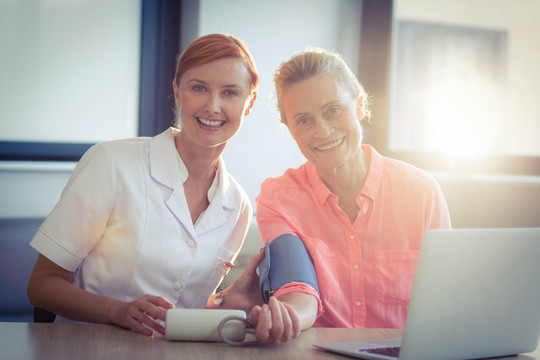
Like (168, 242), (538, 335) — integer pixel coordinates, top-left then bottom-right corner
(358, 0), (540, 176)
(0, 0), (182, 162)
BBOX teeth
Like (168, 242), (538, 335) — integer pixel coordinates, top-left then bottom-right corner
(198, 117), (224, 127)
(316, 138), (344, 151)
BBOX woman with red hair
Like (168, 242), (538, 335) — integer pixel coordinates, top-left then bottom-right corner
(28, 34), (261, 337)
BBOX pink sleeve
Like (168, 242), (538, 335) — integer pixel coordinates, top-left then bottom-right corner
(273, 282), (325, 319)
(256, 191), (298, 243)
(427, 180), (452, 229)
(257, 180), (324, 319)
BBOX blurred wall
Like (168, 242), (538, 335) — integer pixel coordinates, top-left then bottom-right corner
(1, 0), (539, 228)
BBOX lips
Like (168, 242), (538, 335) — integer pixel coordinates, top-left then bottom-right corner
(315, 137), (344, 151)
(197, 117), (225, 128)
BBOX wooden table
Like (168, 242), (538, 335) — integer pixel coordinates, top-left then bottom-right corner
(1, 322), (538, 360)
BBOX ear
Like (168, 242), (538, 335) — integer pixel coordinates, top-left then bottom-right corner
(244, 92), (257, 117)
(356, 95), (364, 121)
(173, 81), (181, 108)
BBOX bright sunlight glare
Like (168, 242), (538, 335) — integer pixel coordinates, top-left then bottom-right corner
(422, 65), (505, 163)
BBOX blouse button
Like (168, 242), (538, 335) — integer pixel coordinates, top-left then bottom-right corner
(355, 301), (362, 306)
(173, 282), (182, 290)
(353, 265), (359, 270)
(350, 235), (355, 240)
(187, 239), (196, 247)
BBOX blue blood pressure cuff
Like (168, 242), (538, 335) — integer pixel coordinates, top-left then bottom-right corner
(258, 234), (319, 303)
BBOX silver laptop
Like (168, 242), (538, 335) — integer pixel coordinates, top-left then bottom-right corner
(314, 228), (540, 360)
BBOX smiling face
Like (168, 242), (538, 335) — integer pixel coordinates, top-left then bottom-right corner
(173, 57), (255, 152)
(282, 73), (364, 172)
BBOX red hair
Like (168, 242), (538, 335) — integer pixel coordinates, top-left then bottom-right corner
(174, 34), (259, 93)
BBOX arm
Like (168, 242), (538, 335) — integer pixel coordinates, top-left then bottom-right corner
(27, 254), (174, 336)
(426, 177), (452, 229)
(206, 248), (265, 312)
(278, 292), (318, 330)
(247, 233), (320, 344)
(247, 292), (318, 345)
(206, 245), (319, 345)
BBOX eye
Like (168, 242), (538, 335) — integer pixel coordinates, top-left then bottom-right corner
(296, 117), (311, 128)
(192, 84), (207, 92)
(328, 106), (341, 116)
(223, 89), (240, 97)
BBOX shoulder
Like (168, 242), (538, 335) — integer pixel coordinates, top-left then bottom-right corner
(84, 128), (176, 168)
(70, 136), (154, 187)
(382, 156), (438, 187)
(82, 136), (151, 164)
(257, 164), (317, 210)
(225, 171), (251, 202)
(260, 164), (309, 196)
(99, 136), (152, 159)
(379, 155), (445, 203)
(219, 162), (252, 214)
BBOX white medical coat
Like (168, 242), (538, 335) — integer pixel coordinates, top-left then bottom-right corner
(30, 128), (252, 321)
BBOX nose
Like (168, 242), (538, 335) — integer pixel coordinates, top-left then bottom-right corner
(314, 119), (333, 138)
(205, 94), (221, 114)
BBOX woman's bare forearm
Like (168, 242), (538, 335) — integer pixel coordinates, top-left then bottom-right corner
(27, 254), (122, 324)
(278, 292), (318, 330)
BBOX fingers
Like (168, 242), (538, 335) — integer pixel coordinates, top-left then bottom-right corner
(225, 250), (265, 310)
(148, 295), (176, 320)
(270, 297), (295, 343)
(253, 303), (272, 342)
(253, 297), (300, 345)
(138, 295), (175, 322)
(245, 248), (265, 272)
(248, 305), (262, 325)
(282, 301), (301, 338)
(131, 318), (155, 337)
(121, 295), (175, 336)
(152, 295), (176, 309)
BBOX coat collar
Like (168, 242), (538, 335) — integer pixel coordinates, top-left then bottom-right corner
(148, 128), (236, 235)
(307, 144), (383, 206)
(149, 128), (183, 189)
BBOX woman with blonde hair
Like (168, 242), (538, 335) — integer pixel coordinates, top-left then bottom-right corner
(250, 48), (451, 337)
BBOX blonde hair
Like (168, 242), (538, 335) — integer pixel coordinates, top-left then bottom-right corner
(273, 47), (370, 123)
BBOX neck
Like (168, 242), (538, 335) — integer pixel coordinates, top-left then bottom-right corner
(174, 131), (223, 181)
(317, 149), (369, 197)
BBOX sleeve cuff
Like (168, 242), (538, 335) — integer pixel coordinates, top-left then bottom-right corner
(30, 229), (83, 272)
(273, 281), (325, 319)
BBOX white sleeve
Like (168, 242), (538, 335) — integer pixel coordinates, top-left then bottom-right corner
(30, 143), (118, 271)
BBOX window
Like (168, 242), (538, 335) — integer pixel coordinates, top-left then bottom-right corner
(0, 0), (181, 161)
(359, 0), (540, 175)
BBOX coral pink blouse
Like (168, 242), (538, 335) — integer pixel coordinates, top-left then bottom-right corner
(256, 145), (451, 328)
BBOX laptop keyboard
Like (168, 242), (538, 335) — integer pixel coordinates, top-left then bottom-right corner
(365, 346), (401, 357)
